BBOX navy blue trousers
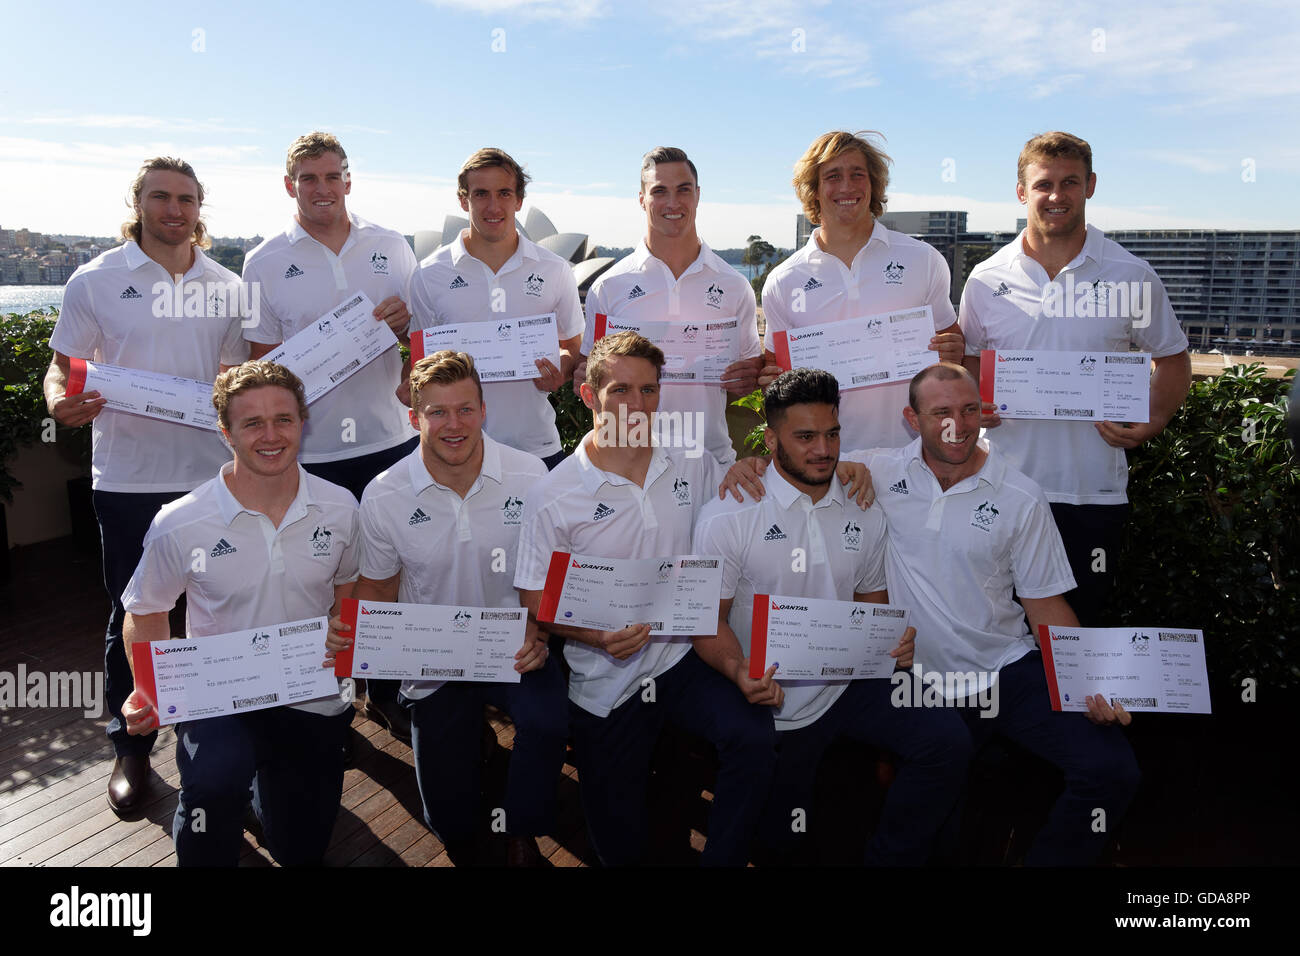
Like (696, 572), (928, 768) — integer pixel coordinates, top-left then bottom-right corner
(568, 649), (777, 867)
(959, 650), (1141, 865)
(759, 676), (973, 865)
(406, 653), (569, 845)
(94, 489), (185, 759)
(172, 706), (351, 866)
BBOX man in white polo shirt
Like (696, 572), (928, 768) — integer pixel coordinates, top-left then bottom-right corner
(846, 363), (1139, 865)
(407, 147), (584, 469)
(43, 156), (248, 816)
(243, 131), (419, 738)
(119, 362), (358, 867)
(577, 147), (763, 466)
(692, 368), (971, 865)
(758, 130), (965, 451)
(960, 131), (1192, 625)
(331, 350), (566, 867)
(515, 331), (777, 866)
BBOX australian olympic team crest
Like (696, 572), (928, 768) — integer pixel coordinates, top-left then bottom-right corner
(502, 496), (524, 525)
(883, 261), (905, 284)
(705, 283), (724, 308)
(673, 477), (691, 505)
(970, 501), (999, 531)
(842, 520), (862, 551)
(453, 610), (472, 631)
(524, 272), (545, 296)
(497, 321), (513, 340)
(657, 560), (674, 583)
(849, 605), (866, 624)
(682, 324), (700, 342)
(250, 632), (272, 654)
(370, 251), (389, 275)
(310, 525), (333, 555)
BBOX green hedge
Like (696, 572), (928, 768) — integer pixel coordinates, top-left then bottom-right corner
(1110, 364), (1298, 693)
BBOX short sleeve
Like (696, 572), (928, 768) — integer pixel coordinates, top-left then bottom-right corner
(514, 495), (566, 591)
(48, 276), (102, 359)
(552, 265), (584, 341)
(358, 490), (401, 581)
(1010, 489), (1077, 599)
(120, 521), (187, 615)
(1132, 270), (1189, 358)
(241, 258), (284, 344)
(692, 510), (742, 600)
(737, 281), (762, 360)
(854, 509), (888, 595)
(760, 272), (788, 352)
(925, 247), (958, 330)
(333, 506), (361, 586)
(958, 280), (988, 356)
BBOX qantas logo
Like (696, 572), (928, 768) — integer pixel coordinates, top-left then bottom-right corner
(770, 601), (808, 611)
(361, 607), (402, 616)
(154, 643), (197, 655)
(571, 559), (614, 572)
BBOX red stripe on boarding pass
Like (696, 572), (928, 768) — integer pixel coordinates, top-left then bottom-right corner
(537, 551), (572, 624)
(334, 599), (359, 677)
(749, 593), (771, 679)
(410, 330), (428, 364)
(1037, 624), (1063, 712)
(131, 641), (159, 719)
(594, 313), (608, 341)
(67, 357), (88, 397)
(979, 350), (997, 405)
(773, 331), (792, 371)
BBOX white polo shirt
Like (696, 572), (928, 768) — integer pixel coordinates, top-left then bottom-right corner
(960, 225), (1189, 505)
(761, 222), (958, 452)
(514, 434), (722, 717)
(49, 241), (248, 493)
(844, 439), (1075, 698)
(242, 213), (417, 463)
(121, 463), (360, 716)
(693, 466), (887, 731)
(582, 240), (762, 467)
(358, 435), (548, 701)
(407, 230), (583, 458)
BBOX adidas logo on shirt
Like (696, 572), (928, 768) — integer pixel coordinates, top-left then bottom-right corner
(210, 538), (237, 557)
(284, 264), (305, 279)
(119, 286), (142, 299)
(889, 478), (909, 495)
(763, 524), (787, 541)
(992, 282), (1011, 297)
(449, 275), (469, 289)
(802, 277), (823, 292)
(409, 508), (431, 526)
(627, 285), (646, 300)
(592, 502), (615, 522)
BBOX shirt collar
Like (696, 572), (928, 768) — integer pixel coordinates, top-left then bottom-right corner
(287, 211), (360, 250)
(574, 432), (668, 494)
(406, 435), (503, 496)
(450, 228), (537, 271)
(806, 219), (889, 265)
(633, 238), (724, 279)
(765, 460), (847, 511)
(905, 436), (1005, 493)
(1013, 223), (1104, 272)
(213, 461), (317, 526)
(121, 240), (208, 280)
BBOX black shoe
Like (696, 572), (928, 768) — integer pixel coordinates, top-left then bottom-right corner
(107, 755), (150, 816)
(362, 696), (412, 745)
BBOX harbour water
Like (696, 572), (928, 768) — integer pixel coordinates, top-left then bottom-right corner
(1, 285), (65, 314)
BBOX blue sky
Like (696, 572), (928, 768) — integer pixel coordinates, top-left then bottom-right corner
(2, 0), (1297, 249)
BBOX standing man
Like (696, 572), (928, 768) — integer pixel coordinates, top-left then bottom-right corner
(846, 364), (1140, 865)
(692, 368), (971, 864)
(578, 147), (763, 466)
(759, 130), (965, 450)
(332, 350), (568, 866)
(43, 156), (248, 815)
(242, 131), (419, 738)
(514, 331), (777, 866)
(407, 147), (584, 469)
(119, 362), (358, 867)
(960, 132), (1192, 623)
